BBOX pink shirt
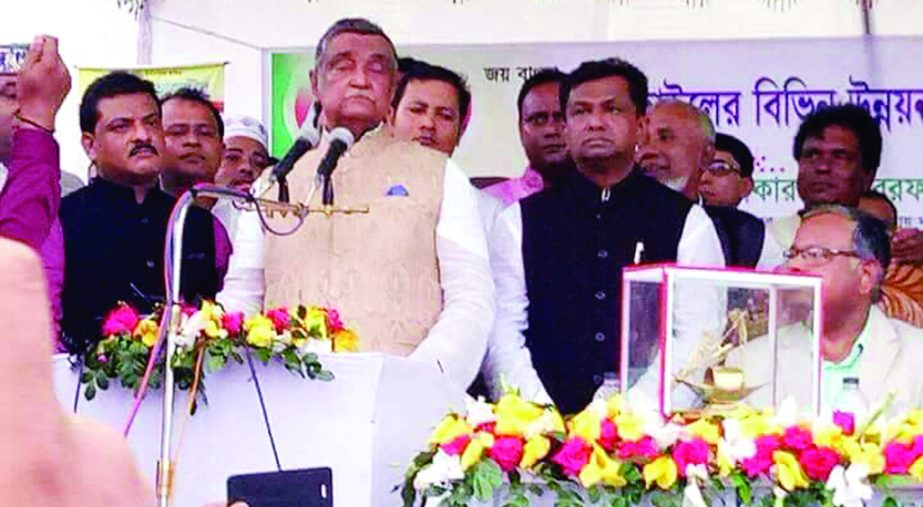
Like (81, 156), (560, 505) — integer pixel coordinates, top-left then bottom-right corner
(483, 166), (546, 206)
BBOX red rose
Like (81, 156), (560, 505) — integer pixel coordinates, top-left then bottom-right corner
(598, 419), (619, 451)
(266, 307), (291, 333)
(489, 436), (524, 472)
(832, 411), (855, 436)
(884, 441), (916, 475)
(617, 436), (659, 461)
(101, 304), (140, 336)
(222, 311), (244, 335)
(799, 446), (840, 482)
(672, 438), (710, 476)
(441, 434), (471, 456)
(782, 426), (813, 452)
(552, 437), (593, 477)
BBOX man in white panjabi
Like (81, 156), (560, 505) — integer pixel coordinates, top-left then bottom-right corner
(253, 18), (494, 391)
(727, 206), (923, 413)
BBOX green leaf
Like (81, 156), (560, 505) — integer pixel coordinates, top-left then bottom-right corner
(80, 371), (93, 383)
(96, 375), (110, 390)
(882, 497), (898, 507)
(85, 383), (96, 401)
(315, 369), (335, 382)
(469, 459), (503, 502)
(730, 471), (752, 506)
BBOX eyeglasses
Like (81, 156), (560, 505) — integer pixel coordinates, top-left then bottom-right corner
(704, 159), (741, 177)
(782, 246), (862, 265)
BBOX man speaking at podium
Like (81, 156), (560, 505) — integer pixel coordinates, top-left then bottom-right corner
(258, 18), (494, 391)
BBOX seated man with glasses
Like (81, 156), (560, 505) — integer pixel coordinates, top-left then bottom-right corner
(726, 205), (923, 413)
(699, 133), (755, 208)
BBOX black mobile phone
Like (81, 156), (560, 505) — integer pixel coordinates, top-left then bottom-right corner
(227, 468), (332, 507)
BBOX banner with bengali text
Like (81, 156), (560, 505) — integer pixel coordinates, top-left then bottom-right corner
(77, 63), (227, 111)
(269, 37), (923, 225)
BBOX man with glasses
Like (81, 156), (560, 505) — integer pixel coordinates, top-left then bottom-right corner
(729, 205), (923, 412)
(485, 68), (570, 206)
(637, 100), (779, 267)
(699, 133), (755, 208)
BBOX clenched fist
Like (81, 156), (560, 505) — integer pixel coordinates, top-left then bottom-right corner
(16, 35), (71, 132)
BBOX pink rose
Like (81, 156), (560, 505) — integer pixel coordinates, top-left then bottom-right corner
(181, 304), (198, 317)
(740, 435), (782, 478)
(800, 446), (840, 481)
(96, 354), (108, 364)
(266, 307), (291, 333)
(740, 455), (773, 478)
(884, 441), (916, 474)
(222, 312), (244, 335)
(552, 437), (593, 477)
(672, 438), (710, 476)
(913, 436), (923, 457)
(441, 434), (471, 456)
(783, 426), (814, 452)
(489, 436), (525, 472)
(599, 419), (619, 451)
(101, 304), (140, 336)
(617, 436), (659, 461)
(325, 308), (344, 333)
(832, 411), (856, 436)
(477, 422), (496, 434)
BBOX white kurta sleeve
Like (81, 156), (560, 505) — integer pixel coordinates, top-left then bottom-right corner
(631, 204), (726, 410)
(409, 159), (495, 391)
(479, 202), (552, 404)
(216, 208), (265, 316)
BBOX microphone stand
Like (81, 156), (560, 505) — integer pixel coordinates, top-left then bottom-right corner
(155, 184), (368, 506)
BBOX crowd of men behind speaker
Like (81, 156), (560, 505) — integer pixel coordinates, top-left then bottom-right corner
(6, 20), (923, 505)
(4, 20), (923, 418)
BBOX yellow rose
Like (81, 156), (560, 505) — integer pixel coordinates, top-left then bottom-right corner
(813, 424), (845, 450)
(520, 435), (551, 469)
(606, 394), (626, 418)
(245, 315), (275, 349)
(739, 413), (780, 439)
(716, 441), (735, 478)
(428, 415), (473, 446)
(304, 307), (328, 340)
(580, 445), (626, 488)
(494, 393), (543, 437)
(203, 319), (228, 340)
(133, 319), (160, 348)
(773, 451), (809, 491)
(643, 456), (678, 490)
(842, 439), (885, 475)
(910, 457), (923, 482)
(460, 432), (495, 471)
(614, 412), (645, 442)
(686, 419), (721, 445)
(571, 409), (602, 443)
(332, 329), (359, 352)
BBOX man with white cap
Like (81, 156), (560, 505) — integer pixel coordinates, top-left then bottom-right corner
(212, 116), (276, 316)
(215, 115), (277, 193)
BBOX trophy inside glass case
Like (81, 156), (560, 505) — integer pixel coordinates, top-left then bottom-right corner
(620, 265), (824, 417)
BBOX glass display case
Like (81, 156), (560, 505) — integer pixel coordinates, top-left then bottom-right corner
(619, 265), (824, 417)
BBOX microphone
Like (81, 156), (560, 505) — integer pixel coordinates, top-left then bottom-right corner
(318, 127), (355, 205)
(268, 103), (321, 193)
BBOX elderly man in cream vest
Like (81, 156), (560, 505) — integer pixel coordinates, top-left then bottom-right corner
(246, 18), (493, 391)
(728, 206), (923, 413)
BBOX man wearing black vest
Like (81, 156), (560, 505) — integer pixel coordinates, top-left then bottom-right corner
(60, 72), (220, 355)
(637, 100), (783, 268)
(489, 59), (724, 414)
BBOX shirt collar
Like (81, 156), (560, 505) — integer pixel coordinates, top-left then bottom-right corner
(823, 311), (871, 371)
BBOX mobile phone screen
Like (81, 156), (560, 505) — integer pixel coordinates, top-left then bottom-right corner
(227, 468), (332, 507)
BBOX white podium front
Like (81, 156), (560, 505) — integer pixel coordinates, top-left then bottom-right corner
(52, 352), (467, 507)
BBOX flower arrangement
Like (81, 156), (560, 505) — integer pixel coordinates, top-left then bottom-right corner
(81, 301), (359, 405)
(403, 393), (923, 507)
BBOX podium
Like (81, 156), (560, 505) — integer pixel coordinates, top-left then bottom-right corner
(52, 352), (467, 507)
